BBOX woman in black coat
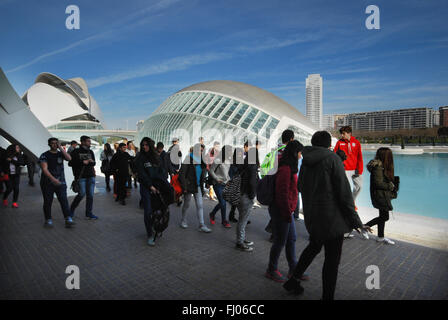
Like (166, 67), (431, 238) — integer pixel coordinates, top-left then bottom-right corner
(110, 143), (131, 205)
(2, 144), (25, 208)
(365, 147), (396, 245)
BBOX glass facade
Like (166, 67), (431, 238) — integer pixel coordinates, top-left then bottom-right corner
(137, 89), (314, 151)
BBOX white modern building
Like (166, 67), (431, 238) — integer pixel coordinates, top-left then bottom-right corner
(23, 72), (105, 132)
(306, 74), (323, 129)
(137, 80), (319, 156)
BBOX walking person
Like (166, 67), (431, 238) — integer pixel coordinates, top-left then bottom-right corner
(234, 146), (258, 252)
(110, 143), (132, 205)
(334, 126), (364, 239)
(2, 144), (25, 208)
(126, 141), (137, 189)
(167, 138), (183, 206)
(261, 129), (295, 241)
(0, 146), (6, 195)
(283, 131), (371, 300)
(208, 145), (233, 228)
(178, 143), (212, 233)
(38, 138), (75, 228)
(67, 140), (78, 154)
(292, 154), (303, 221)
(136, 137), (171, 246)
(364, 147), (397, 245)
(265, 140), (304, 282)
(100, 143), (114, 192)
(23, 153), (36, 187)
(69, 136), (98, 220)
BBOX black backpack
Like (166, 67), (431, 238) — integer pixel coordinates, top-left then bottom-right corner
(150, 192), (170, 239)
(256, 173), (276, 205)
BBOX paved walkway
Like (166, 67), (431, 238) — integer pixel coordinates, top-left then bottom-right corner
(1, 177), (447, 300)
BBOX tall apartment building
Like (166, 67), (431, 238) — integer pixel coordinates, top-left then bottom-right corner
(335, 107), (435, 131)
(440, 106), (448, 127)
(306, 74), (323, 129)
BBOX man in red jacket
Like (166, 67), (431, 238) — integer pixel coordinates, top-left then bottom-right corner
(334, 126), (365, 238)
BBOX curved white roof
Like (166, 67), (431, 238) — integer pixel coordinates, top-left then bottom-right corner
(177, 80), (318, 130)
(23, 72), (105, 128)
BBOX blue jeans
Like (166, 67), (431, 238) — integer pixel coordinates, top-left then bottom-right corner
(140, 185), (153, 238)
(210, 183), (227, 222)
(70, 177), (95, 216)
(40, 180), (71, 220)
(268, 206), (297, 273)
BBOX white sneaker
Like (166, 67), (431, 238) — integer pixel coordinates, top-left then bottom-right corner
(377, 237), (395, 245)
(180, 222), (188, 229)
(199, 224), (212, 233)
(253, 202), (261, 208)
(361, 230), (369, 240)
(344, 232), (354, 239)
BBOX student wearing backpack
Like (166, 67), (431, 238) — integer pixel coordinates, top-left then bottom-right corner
(178, 143), (212, 233)
(261, 130), (295, 241)
(265, 140), (303, 282)
(364, 147), (397, 245)
(234, 147), (258, 252)
(135, 137), (169, 246)
(208, 145), (233, 228)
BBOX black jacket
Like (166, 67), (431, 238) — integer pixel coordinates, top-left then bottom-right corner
(69, 147), (96, 178)
(2, 153), (25, 175)
(367, 159), (394, 211)
(135, 152), (166, 189)
(178, 154), (206, 194)
(299, 146), (363, 241)
(167, 144), (182, 174)
(236, 163), (258, 200)
(110, 151), (132, 178)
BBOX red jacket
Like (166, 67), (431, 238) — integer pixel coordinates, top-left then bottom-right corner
(274, 165), (298, 222)
(334, 136), (364, 174)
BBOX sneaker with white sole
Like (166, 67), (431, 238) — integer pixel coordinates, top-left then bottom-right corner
(344, 232), (354, 239)
(44, 219), (53, 228)
(180, 222), (188, 229)
(361, 230), (369, 240)
(199, 224), (212, 233)
(236, 243), (253, 252)
(377, 237), (395, 245)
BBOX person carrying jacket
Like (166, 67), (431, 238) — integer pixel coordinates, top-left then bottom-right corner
(364, 147), (396, 245)
(110, 143), (132, 205)
(178, 143), (211, 233)
(234, 147), (258, 252)
(136, 137), (171, 246)
(265, 140), (303, 282)
(2, 144), (25, 208)
(68, 135), (98, 220)
(283, 131), (371, 300)
(208, 145), (233, 228)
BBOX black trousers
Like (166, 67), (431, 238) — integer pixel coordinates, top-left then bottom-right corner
(104, 174), (111, 188)
(116, 175), (128, 201)
(366, 209), (389, 238)
(292, 235), (344, 300)
(27, 162), (35, 184)
(3, 174), (20, 202)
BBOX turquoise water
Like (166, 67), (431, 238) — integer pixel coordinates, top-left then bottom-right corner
(356, 152), (448, 220)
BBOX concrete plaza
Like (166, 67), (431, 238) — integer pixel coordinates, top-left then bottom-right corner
(0, 177), (447, 300)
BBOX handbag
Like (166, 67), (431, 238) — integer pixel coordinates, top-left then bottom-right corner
(71, 166), (85, 193)
(206, 164), (220, 188)
(391, 176), (400, 199)
(223, 171), (242, 206)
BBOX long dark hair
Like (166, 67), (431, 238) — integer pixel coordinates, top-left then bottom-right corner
(221, 145), (233, 163)
(104, 143), (114, 156)
(375, 147), (394, 181)
(279, 140), (303, 174)
(139, 137), (160, 165)
(6, 144), (18, 157)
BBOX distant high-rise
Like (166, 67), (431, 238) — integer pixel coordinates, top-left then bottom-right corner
(306, 74), (323, 129)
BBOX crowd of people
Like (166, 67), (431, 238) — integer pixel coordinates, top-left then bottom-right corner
(0, 126), (399, 300)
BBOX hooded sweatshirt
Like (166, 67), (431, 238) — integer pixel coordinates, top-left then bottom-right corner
(367, 159), (395, 211)
(299, 146), (363, 241)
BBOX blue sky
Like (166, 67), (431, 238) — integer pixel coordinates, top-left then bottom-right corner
(1, 0), (448, 129)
